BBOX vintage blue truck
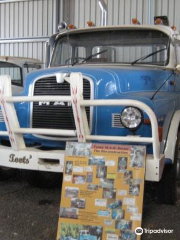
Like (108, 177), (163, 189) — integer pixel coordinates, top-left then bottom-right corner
(0, 13), (180, 203)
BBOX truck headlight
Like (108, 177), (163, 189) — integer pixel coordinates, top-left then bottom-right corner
(120, 107), (143, 130)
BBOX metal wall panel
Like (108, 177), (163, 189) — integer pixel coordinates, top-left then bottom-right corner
(61, 0), (180, 31)
(0, 0), (56, 38)
(58, 0), (180, 63)
(1, 0), (180, 64)
(0, 0), (58, 63)
(0, 42), (46, 61)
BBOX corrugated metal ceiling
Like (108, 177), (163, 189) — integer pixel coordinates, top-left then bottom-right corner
(62, 0), (180, 31)
(0, 0), (58, 62)
(0, 0), (180, 63)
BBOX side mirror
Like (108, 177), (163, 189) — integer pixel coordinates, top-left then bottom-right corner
(58, 21), (68, 32)
(44, 41), (51, 68)
(44, 33), (58, 68)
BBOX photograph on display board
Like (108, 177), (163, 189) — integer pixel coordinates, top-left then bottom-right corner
(58, 223), (103, 240)
(103, 188), (116, 199)
(129, 184), (140, 196)
(66, 142), (92, 157)
(120, 230), (137, 240)
(96, 166), (107, 178)
(115, 219), (132, 230)
(87, 184), (99, 191)
(65, 187), (79, 198)
(111, 209), (125, 220)
(72, 175), (86, 184)
(86, 172), (93, 183)
(100, 178), (114, 189)
(88, 156), (106, 165)
(124, 171), (133, 184)
(107, 199), (122, 209)
(118, 157), (128, 172)
(130, 179), (142, 185)
(71, 198), (86, 209)
(130, 147), (145, 168)
(59, 207), (78, 219)
(65, 161), (73, 175)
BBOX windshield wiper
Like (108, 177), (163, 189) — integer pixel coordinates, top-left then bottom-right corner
(131, 48), (167, 65)
(150, 71), (174, 100)
(72, 50), (107, 66)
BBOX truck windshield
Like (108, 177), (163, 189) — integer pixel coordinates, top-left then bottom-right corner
(51, 29), (169, 67)
(0, 61), (22, 86)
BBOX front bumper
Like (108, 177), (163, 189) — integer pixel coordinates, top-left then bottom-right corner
(0, 146), (164, 181)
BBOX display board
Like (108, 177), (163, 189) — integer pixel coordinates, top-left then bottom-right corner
(57, 142), (146, 240)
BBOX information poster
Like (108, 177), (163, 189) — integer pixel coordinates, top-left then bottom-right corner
(57, 142), (146, 240)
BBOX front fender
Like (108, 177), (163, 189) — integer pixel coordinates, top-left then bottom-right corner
(164, 110), (180, 162)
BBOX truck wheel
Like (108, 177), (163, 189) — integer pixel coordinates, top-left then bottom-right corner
(0, 167), (17, 180)
(157, 132), (180, 205)
(23, 170), (63, 188)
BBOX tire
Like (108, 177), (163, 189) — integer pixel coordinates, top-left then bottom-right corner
(23, 170), (63, 188)
(157, 132), (180, 205)
(0, 167), (17, 181)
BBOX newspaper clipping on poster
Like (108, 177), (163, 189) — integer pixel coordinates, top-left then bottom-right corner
(57, 142), (146, 240)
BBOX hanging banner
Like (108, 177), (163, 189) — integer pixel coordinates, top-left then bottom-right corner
(57, 142), (146, 240)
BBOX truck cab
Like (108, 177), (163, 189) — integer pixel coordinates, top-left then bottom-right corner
(0, 21), (180, 204)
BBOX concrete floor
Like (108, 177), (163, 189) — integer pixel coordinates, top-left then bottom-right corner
(0, 175), (60, 240)
(0, 174), (179, 240)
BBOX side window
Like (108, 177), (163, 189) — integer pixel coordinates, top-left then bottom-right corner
(61, 43), (72, 64)
(0, 62), (22, 86)
(51, 42), (73, 65)
(92, 46), (115, 62)
(75, 46), (86, 58)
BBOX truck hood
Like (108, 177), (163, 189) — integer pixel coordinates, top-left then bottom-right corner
(25, 65), (174, 106)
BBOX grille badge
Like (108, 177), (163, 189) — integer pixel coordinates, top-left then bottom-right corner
(53, 101), (72, 106)
(56, 73), (69, 83)
(38, 101), (71, 106)
(38, 102), (50, 106)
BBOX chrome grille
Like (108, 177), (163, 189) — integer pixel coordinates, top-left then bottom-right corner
(32, 76), (91, 131)
(112, 113), (124, 128)
(0, 110), (4, 122)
